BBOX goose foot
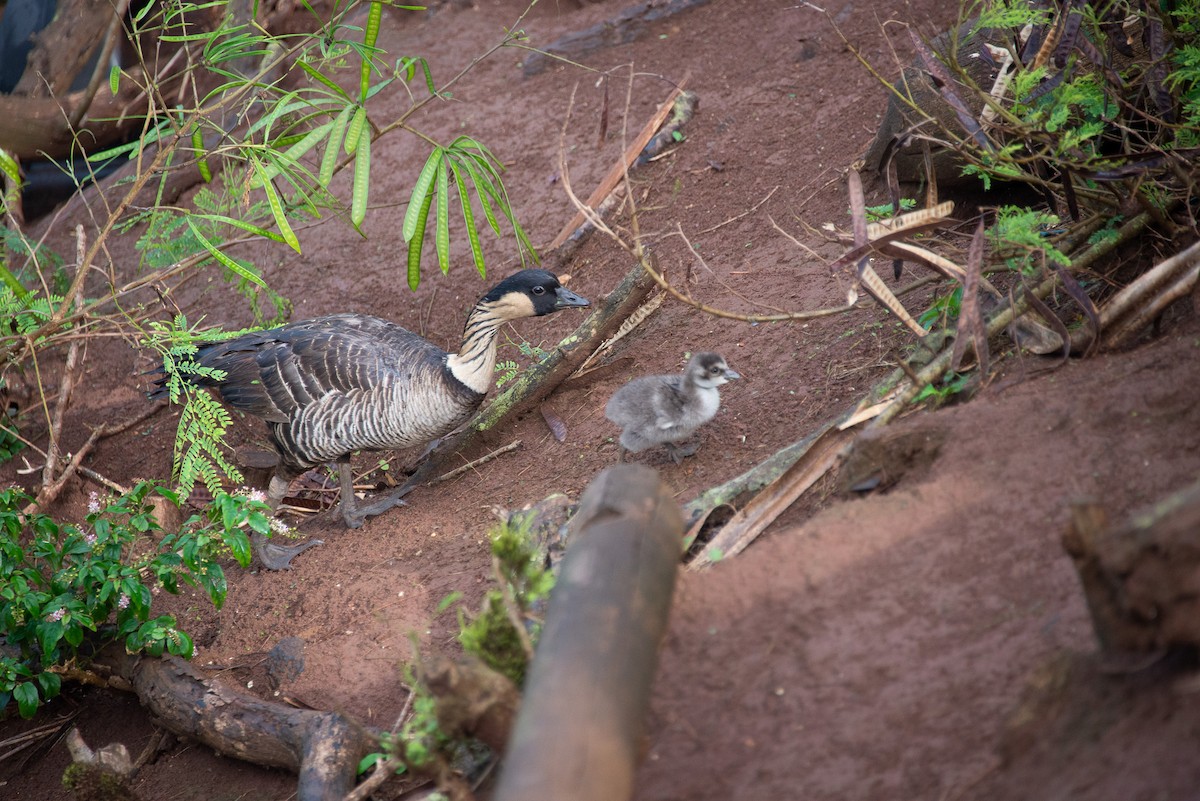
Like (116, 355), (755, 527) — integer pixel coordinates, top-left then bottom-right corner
(252, 532), (324, 570)
(340, 484), (416, 529)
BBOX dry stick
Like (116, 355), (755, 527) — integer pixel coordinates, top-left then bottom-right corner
(342, 756), (397, 801)
(38, 226), (89, 495)
(25, 406), (160, 513)
(548, 78), (689, 251)
(1087, 237), (1200, 348)
(77, 465), (132, 496)
(429, 440), (522, 486)
(1105, 256), (1200, 348)
(694, 184), (780, 235)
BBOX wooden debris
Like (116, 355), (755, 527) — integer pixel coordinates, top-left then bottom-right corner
(549, 83), (691, 252)
(688, 425), (852, 568)
(1085, 238), (1200, 350)
(492, 465), (681, 801)
(90, 647), (371, 801)
(422, 654), (522, 754)
(62, 728), (141, 801)
(523, 0), (712, 77)
(1063, 479), (1200, 653)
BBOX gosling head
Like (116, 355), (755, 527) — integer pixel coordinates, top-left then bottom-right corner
(688, 352), (740, 389)
(483, 269), (590, 320)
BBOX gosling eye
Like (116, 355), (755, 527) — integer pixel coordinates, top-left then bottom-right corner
(532, 285), (546, 295)
(710, 366), (721, 374)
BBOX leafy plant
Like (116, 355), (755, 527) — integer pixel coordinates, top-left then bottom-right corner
(989, 205), (1070, 276)
(357, 684), (449, 776)
(457, 517), (555, 685)
(143, 314), (263, 499)
(494, 337), (551, 388)
(0, 483), (272, 718)
(915, 370), (972, 404)
(494, 359), (520, 388)
(862, 198), (916, 222)
(918, 285), (964, 330)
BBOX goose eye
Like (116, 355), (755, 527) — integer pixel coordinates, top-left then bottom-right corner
(532, 285), (546, 295)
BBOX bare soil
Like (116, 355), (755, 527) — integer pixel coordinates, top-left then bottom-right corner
(4, 0), (1200, 799)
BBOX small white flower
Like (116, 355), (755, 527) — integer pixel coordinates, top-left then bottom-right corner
(46, 608), (65, 622)
(87, 491), (102, 514)
(244, 488), (268, 504)
(84, 531), (97, 546)
(269, 518), (291, 535)
(117, 595), (130, 610)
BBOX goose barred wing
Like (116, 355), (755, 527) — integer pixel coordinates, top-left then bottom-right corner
(196, 314), (442, 422)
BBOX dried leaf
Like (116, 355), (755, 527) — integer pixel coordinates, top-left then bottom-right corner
(860, 265), (927, 336)
(922, 138), (938, 211)
(1054, 261), (1101, 357)
(597, 77), (610, 149)
(540, 404), (568, 443)
(1052, 8), (1083, 68)
(951, 219), (989, 375)
(909, 28), (993, 153)
(848, 170), (869, 272)
(1019, 282), (1071, 364)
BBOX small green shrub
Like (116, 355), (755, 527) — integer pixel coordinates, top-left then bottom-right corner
(0, 483), (272, 718)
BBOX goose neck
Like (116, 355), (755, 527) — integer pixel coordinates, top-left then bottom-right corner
(445, 302), (504, 394)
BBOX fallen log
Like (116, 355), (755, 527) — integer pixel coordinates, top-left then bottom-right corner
(491, 464), (682, 801)
(1063, 479), (1200, 653)
(522, 0), (712, 77)
(95, 647), (371, 801)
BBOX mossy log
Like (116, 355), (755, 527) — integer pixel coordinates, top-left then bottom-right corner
(492, 464), (682, 801)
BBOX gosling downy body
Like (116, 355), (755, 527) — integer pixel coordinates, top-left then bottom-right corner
(152, 269), (589, 564)
(605, 352), (739, 463)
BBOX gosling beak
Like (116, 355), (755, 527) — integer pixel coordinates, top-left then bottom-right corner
(554, 286), (590, 309)
(724, 368), (741, 381)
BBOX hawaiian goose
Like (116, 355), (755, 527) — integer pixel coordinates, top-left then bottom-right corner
(154, 269), (588, 560)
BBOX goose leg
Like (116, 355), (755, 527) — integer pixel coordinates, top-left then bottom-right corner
(339, 457), (418, 529)
(253, 472), (323, 570)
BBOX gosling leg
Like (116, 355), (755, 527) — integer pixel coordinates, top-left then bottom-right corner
(664, 441), (699, 464)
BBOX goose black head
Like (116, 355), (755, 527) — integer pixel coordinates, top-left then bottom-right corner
(689, 352), (740, 388)
(483, 269), (590, 319)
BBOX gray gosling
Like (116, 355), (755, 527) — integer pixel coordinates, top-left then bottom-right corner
(150, 269), (589, 567)
(605, 352), (740, 463)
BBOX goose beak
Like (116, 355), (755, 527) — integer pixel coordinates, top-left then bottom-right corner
(554, 286), (590, 309)
(724, 368), (741, 381)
